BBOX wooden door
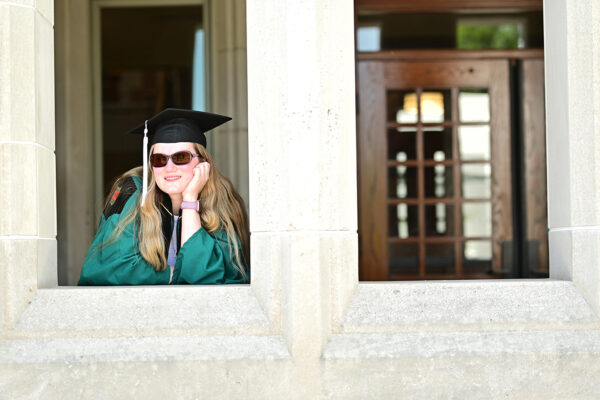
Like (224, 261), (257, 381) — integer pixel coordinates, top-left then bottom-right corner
(358, 59), (512, 280)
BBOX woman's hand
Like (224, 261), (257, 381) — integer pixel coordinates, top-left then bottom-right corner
(182, 162), (210, 201)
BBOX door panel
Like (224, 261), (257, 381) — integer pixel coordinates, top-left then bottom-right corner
(522, 59), (548, 275)
(358, 59), (512, 280)
(358, 62), (388, 281)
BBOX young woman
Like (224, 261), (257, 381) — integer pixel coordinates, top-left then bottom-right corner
(78, 109), (249, 285)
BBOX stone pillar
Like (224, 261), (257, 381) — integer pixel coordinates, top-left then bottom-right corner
(209, 0), (249, 206)
(0, 0), (56, 329)
(54, 0), (94, 286)
(247, 0), (357, 396)
(546, 0), (600, 314)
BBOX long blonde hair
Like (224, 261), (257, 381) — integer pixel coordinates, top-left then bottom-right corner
(103, 144), (250, 281)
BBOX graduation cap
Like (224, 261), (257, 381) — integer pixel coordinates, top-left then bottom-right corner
(128, 108), (231, 147)
(129, 108), (232, 205)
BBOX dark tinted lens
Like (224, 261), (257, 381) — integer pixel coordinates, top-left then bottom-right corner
(172, 151), (192, 165)
(150, 153), (168, 167)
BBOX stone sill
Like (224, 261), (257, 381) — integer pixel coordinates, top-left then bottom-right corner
(339, 280), (599, 333)
(0, 335), (290, 363)
(323, 330), (600, 359)
(9, 286), (273, 337)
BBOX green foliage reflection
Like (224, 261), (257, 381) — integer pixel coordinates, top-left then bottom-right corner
(456, 24), (522, 49)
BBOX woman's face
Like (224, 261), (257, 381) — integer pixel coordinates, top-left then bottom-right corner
(151, 142), (202, 196)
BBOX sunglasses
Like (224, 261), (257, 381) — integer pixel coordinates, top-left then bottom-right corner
(150, 151), (204, 168)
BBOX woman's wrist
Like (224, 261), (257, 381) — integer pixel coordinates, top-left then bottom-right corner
(180, 202), (202, 246)
(182, 194), (199, 202)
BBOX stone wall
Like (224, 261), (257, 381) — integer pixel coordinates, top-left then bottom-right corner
(0, 0), (57, 327)
(1, 0), (600, 398)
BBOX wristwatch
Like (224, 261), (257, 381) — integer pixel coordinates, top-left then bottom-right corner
(181, 200), (200, 211)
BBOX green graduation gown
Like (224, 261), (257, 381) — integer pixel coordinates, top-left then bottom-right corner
(78, 176), (246, 285)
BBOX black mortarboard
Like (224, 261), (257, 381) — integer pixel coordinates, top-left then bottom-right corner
(130, 108), (232, 206)
(128, 108), (232, 147)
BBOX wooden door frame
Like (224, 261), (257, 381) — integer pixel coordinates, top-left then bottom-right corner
(355, 0), (542, 13)
(357, 49), (543, 62)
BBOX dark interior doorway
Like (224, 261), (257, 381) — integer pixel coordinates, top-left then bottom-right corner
(100, 5), (204, 194)
(355, 2), (547, 280)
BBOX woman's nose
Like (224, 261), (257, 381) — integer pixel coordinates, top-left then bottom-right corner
(165, 158), (177, 171)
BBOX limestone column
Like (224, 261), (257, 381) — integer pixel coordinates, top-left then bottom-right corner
(209, 0), (249, 206)
(54, 0), (94, 285)
(247, 0), (357, 396)
(546, 0), (600, 314)
(0, 0), (56, 330)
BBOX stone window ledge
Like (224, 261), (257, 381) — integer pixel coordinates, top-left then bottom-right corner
(338, 280), (598, 333)
(323, 330), (600, 359)
(0, 335), (290, 363)
(8, 286), (274, 336)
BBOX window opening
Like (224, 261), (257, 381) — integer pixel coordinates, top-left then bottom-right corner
(357, 58), (548, 280)
(355, 7), (547, 281)
(192, 27), (206, 111)
(356, 11), (543, 52)
(101, 5), (204, 193)
(456, 18), (526, 50)
(357, 24), (382, 52)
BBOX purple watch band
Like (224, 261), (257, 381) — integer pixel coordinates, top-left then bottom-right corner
(181, 200), (200, 211)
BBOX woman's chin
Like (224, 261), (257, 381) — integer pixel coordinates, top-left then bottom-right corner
(156, 184), (184, 196)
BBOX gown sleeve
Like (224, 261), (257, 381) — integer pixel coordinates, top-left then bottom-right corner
(78, 177), (171, 286)
(172, 228), (247, 284)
